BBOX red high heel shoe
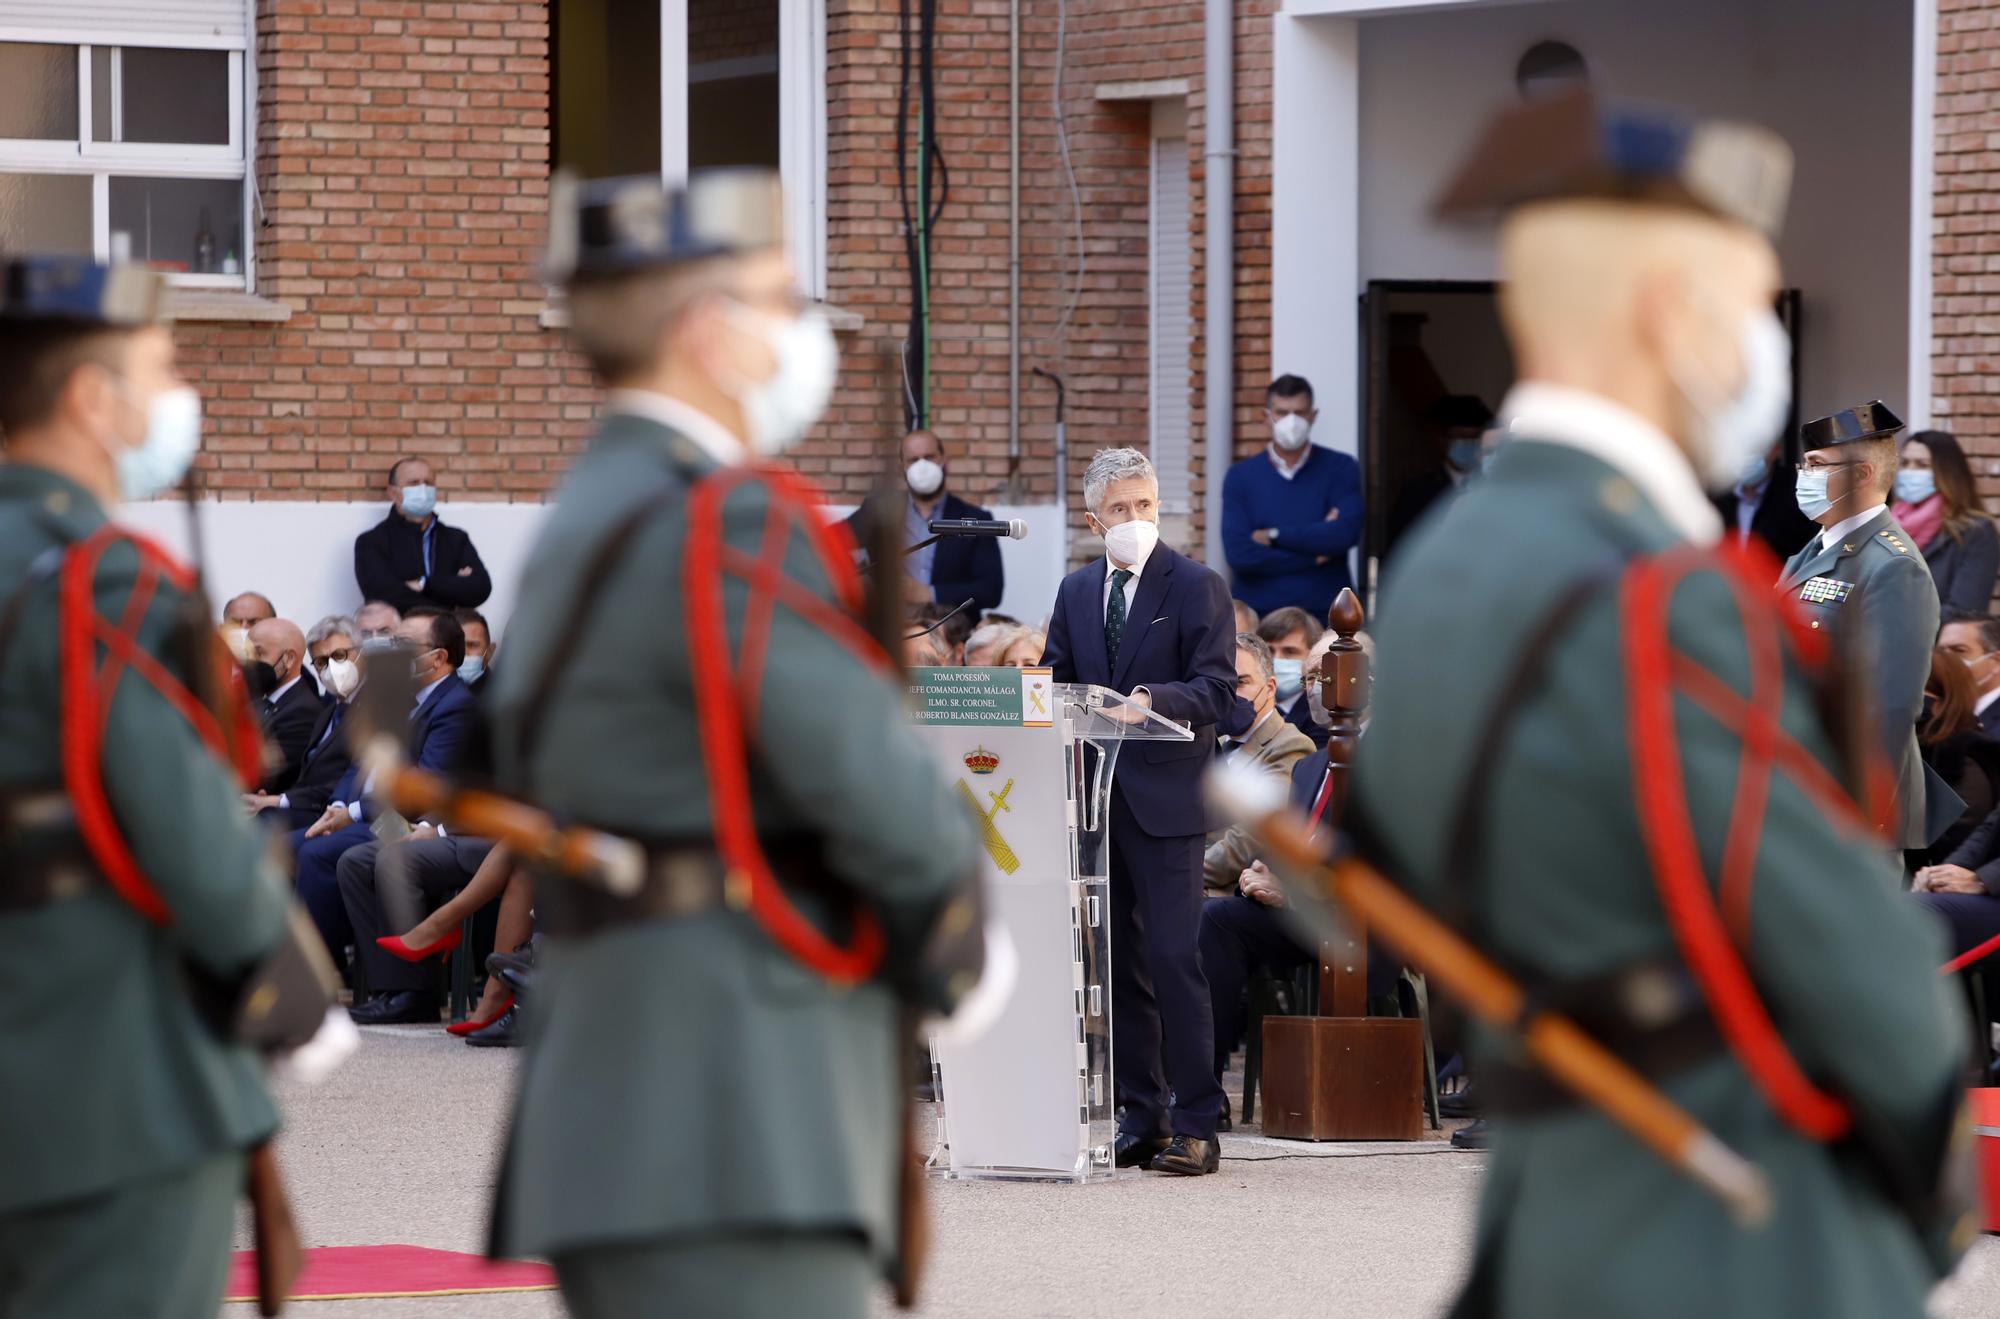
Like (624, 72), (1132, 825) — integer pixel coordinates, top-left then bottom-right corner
(376, 928), (462, 963)
(445, 994), (514, 1037)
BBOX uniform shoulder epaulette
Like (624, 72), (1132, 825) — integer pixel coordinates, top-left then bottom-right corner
(1878, 528), (1910, 554)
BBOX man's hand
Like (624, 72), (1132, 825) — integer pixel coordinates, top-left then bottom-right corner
(305, 804), (353, 839)
(1252, 528), (1273, 546)
(456, 566), (473, 577)
(1108, 688), (1154, 725)
(1239, 859), (1285, 907)
(404, 823), (439, 842)
(1323, 506), (1340, 521)
(404, 578), (425, 592)
(1917, 864), (1985, 895)
(243, 792), (279, 814)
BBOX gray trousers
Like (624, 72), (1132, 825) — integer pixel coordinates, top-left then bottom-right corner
(0, 1152), (241, 1319)
(553, 1232), (873, 1319)
(337, 834), (494, 994)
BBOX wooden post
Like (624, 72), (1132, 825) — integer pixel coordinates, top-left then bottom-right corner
(1318, 589), (1370, 1017)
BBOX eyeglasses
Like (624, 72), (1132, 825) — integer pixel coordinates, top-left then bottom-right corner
(1796, 460), (1859, 475)
(309, 647), (356, 671)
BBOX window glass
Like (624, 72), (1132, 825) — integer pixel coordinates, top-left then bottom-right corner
(120, 49), (231, 146)
(90, 47), (112, 142)
(109, 176), (245, 274)
(0, 174), (92, 253)
(0, 43), (80, 141)
(687, 0), (779, 169)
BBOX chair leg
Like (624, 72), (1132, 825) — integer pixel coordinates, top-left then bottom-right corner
(1243, 975), (1264, 1127)
(1406, 970), (1441, 1130)
(448, 915), (475, 1023)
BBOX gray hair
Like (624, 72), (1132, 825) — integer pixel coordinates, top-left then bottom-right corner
(964, 621), (1021, 661)
(306, 614), (357, 649)
(1083, 447), (1158, 515)
(1235, 631), (1274, 683)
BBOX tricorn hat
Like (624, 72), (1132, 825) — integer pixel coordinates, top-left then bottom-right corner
(1432, 88), (1793, 238)
(1792, 401), (1905, 463)
(544, 168), (786, 284)
(0, 255), (162, 327)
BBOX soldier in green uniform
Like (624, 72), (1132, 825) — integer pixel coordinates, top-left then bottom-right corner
(485, 171), (983, 1317)
(1352, 95), (1966, 1317)
(0, 257), (307, 1316)
(1779, 401), (1944, 849)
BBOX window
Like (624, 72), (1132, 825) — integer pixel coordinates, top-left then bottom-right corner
(555, 0), (825, 295)
(0, 24), (253, 289)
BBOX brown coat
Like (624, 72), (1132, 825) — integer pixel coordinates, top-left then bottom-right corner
(1201, 709), (1316, 895)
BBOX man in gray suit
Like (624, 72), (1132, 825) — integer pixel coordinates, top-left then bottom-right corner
(1778, 401), (1947, 847)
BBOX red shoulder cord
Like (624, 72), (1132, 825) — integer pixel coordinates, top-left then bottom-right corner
(682, 463), (890, 985)
(58, 525), (262, 925)
(1620, 538), (1882, 1144)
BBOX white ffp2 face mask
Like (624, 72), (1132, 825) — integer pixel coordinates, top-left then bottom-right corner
(1271, 413), (1312, 452)
(725, 304), (839, 455)
(1674, 307), (1792, 492)
(1099, 516), (1159, 567)
(906, 458), (944, 497)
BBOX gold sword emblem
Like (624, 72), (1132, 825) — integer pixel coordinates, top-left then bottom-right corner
(955, 776), (1020, 874)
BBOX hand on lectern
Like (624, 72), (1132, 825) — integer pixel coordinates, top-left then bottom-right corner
(1108, 688), (1153, 725)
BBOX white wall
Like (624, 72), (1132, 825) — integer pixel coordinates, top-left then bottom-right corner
(1355, 0), (1914, 419)
(114, 499), (1074, 641)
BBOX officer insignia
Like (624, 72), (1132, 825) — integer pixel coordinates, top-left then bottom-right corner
(1797, 577), (1854, 606)
(955, 776), (1020, 875)
(1880, 531), (1909, 554)
(963, 746), (1000, 775)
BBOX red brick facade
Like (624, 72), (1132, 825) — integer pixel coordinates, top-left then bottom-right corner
(1933, 0), (2000, 479)
(174, 0), (1277, 561)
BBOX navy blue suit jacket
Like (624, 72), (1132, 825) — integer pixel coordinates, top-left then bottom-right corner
(846, 491), (1005, 613)
(327, 671), (477, 809)
(1039, 544), (1235, 837)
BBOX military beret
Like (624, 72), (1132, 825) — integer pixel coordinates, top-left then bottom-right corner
(1432, 88), (1793, 238)
(1797, 401), (1904, 452)
(544, 168), (786, 284)
(0, 255), (161, 327)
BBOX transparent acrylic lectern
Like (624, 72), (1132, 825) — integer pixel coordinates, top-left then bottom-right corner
(903, 668), (1194, 1182)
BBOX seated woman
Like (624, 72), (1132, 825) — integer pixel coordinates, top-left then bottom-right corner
(1915, 648), (2000, 868)
(379, 841), (536, 1044)
(997, 629), (1046, 668)
(1893, 429), (2000, 621)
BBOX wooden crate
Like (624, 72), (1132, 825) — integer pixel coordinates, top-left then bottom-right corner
(1258, 1016), (1425, 1142)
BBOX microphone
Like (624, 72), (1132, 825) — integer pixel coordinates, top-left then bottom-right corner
(928, 518), (1028, 540)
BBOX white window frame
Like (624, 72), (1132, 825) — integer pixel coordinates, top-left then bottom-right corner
(660, 0), (826, 297)
(0, 21), (255, 291)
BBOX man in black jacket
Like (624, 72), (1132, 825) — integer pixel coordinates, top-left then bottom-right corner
(250, 614), (360, 829)
(247, 617), (327, 793)
(353, 456), (493, 613)
(1713, 440), (1816, 562)
(844, 429), (1005, 614)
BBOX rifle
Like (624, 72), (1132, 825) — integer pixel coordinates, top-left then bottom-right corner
(1205, 758), (1774, 1226)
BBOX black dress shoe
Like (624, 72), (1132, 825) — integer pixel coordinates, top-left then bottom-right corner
(1151, 1135), (1219, 1176)
(1450, 1117), (1491, 1151)
(1439, 1080), (1482, 1119)
(349, 990), (441, 1026)
(1215, 1096), (1233, 1133)
(464, 1005), (519, 1048)
(1114, 1132), (1170, 1169)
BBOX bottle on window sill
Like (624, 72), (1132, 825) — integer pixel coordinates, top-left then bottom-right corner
(194, 208), (217, 275)
(222, 249), (240, 277)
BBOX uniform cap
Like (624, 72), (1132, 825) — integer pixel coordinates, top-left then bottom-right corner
(1432, 88), (1793, 238)
(0, 255), (161, 326)
(1798, 401), (1904, 452)
(545, 168), (786, 284)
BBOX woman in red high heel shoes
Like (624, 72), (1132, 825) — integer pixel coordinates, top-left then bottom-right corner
(377, 842), (533, 1036)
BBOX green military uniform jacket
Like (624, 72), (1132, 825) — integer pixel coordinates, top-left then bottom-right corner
(0, 466), (287, 1215)
(1353, 439), (1962, 1319)
(487, 408), (978, 1267)
(1778, 506), (1941, 848)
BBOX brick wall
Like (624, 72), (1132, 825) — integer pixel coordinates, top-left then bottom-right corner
(1933, 0), (2000, 486)
(176, 0), (1277, 563)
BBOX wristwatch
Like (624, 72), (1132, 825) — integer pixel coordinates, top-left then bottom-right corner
(1266, 527), (1281, 543)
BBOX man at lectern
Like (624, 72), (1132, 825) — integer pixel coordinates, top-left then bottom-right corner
(1038, 447), (1237, 1175)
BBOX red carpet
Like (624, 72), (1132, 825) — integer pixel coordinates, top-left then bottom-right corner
(225, 1245), (556, 1302)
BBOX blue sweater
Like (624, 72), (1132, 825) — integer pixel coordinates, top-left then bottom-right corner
(1220, 445), (1363, 619)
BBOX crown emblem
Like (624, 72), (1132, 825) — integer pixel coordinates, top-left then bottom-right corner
(963, 746), (1000, 776)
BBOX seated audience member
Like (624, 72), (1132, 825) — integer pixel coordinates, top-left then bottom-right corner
(907, 601), (973, 665)
(1203, 633), (1317, 895)
(339, 828), (497, 1025)
(249, 615), (362, 827)
(963, 620), (1020, 667)
(354, 599), (401, 646)
(1915, 647), (2000, 867)
(1714, 440), (1817, 561)
(1914, 799), (2000, 964)
(1893, 430), (2000, 622)
(222, 591), (275, 627)
(904, 629), (948, 668)
(379, 843), (538, 1046)
(456, 606), (495, 694)
(998, 629), (1046, 668)
(845, 428), (1006, 613)
(1232, 599), (1259, 635)
(1257, 606), (1328, 749)
(290, 608), (477, 971)
(247, 617), (326, 793)
(1937, 615), (2000, 738)
(354, 456), (493, 613)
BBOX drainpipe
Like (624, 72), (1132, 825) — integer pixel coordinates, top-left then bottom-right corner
(1005, 0), (1024, 503)
(1201, 0), (1234, 569)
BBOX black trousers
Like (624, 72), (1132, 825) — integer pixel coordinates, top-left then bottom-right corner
(337, 835), (495, 994)
(1108, 791), (1225, 1141)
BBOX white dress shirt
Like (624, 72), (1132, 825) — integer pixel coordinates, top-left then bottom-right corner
(1818, 505), (1885, 555)
(1977, 686), (2000, 721)
(604, 389), (746, 467)
(1498, 382), (1723, 546)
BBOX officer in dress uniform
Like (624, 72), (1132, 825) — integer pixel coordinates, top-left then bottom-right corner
(1351, 93), (1967, 1318)
(484, 172), (983, 1317)
(0, 257), (316, 1316)
(1778, 401), (1948, 848)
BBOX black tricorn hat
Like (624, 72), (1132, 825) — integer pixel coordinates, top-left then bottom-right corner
(1432, 88), (1792, 238)
(1794, 401), (1904, 461)
(0, 255), (161, 327)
